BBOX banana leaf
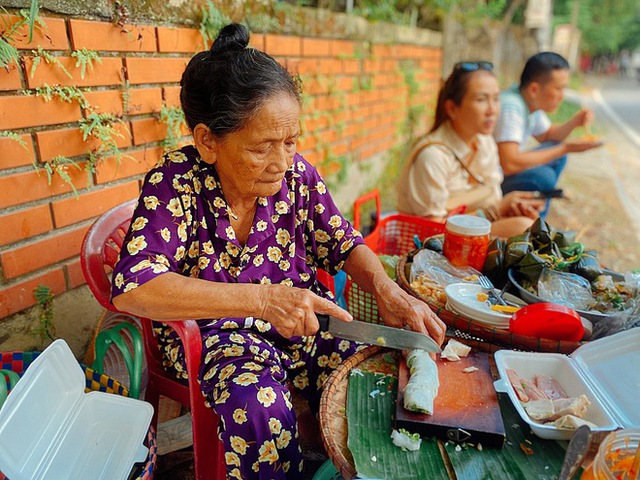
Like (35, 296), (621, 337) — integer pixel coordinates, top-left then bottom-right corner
(346, 371), (572, 480)
(570, 250), (604, 282)
(514, 252), (554, 284)
(505, 232), (533, 268)
(528, 218), (555, 251)
(483, 238), (507, 288)
(552, 229), (577, 248)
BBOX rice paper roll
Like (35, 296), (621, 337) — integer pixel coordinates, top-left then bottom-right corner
(403, 349), (439, 415)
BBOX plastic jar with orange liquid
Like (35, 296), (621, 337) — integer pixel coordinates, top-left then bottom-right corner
(581, 429), (640, 480)
(442, 215), (491, 271)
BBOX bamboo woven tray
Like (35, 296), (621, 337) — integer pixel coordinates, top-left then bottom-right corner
(396, 251), (587, 354)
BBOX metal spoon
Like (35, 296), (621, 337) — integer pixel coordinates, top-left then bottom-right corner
(558, 425), (592, 480)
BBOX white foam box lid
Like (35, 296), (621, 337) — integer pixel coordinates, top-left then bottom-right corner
(0, 339), (153, 480)
(494, 327), (640, 440)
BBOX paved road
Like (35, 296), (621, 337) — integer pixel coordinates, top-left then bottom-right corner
(591, 75), (640, 149)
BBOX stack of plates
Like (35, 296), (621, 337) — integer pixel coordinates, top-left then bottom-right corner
(444, 283), (525, 329)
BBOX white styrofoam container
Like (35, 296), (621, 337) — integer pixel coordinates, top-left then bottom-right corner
(0, 339), (153, 480)
(494, 328), (640, 440)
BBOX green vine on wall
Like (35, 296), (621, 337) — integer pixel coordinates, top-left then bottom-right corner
(199, 1), (231, 49)
(71, 48), (101, 79)
(31, 84), (90, 109)
(32, 284), (56, 344)
(29, 46), (71, 79)
(159, 104), (187, 152)
(0, 0), (40, 68)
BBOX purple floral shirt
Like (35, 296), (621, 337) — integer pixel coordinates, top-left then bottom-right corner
(112, 145), (363, 328)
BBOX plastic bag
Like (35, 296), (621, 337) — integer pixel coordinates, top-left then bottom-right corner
(537, 268), (594, 311)
(410, 249), (480, 286)
(591, 304), (640, 339)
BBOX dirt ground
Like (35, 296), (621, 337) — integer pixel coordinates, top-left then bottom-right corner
(546, 80), (640, 273)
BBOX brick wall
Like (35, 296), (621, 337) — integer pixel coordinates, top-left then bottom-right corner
(0, 13), (441, 350)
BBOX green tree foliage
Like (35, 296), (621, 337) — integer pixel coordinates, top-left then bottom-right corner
(554, 0), (640, 54)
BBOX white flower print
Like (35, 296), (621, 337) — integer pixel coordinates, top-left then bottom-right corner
(315, 230), (330, 242)
(275, 228), (290, 248)
(174, 245), (186, 261)
(131, 217), (148, 231)
(275, 201), (288, 214)
(167, 198), (184, 217)
(149, 172), (163, 185)
(127, 235), (147, 255)
(160, 227), (171, 242)
(316, 182), (326, 194)
(329, 215), (342, 228)
(202, 241), (214, 254)
(177, 222), (187, 242)
(267, 246), (282, 263)
(315, 204), (325, 214)
(167, 151), (188, 163)
(257, 387), (277, 407)
(256, 220), (268, 232)
(253, 254), (264, 267)
(143, 196), (159, 210)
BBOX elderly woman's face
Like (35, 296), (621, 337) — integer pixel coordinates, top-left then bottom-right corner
(213, 92), (301, 198)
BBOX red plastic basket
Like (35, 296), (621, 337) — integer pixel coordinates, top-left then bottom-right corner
(353, 189), (448, 256)
(347, 189), (451, 324)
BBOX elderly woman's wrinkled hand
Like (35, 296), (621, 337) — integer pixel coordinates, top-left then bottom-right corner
(375, 282), (446, 346)
(259, 284), (353, 339)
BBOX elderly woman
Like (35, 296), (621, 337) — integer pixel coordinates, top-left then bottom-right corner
(112, 24), (444, 479)
(397, 61), (544, 238)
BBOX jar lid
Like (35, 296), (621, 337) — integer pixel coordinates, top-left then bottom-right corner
(445, 215), (491, 236)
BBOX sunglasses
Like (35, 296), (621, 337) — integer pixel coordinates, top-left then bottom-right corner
(454, 61), (494, 72)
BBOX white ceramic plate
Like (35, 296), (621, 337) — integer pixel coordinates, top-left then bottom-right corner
(445, 283), (525, 328)
(445, 300), (510, 328)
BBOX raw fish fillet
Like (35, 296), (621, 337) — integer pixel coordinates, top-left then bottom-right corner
(534, 374), (568, 400)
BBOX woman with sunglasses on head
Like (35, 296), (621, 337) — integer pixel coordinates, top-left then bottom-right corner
(397, 61), (545, 238)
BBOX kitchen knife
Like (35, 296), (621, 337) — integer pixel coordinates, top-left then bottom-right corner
(317, 314), (441, 353)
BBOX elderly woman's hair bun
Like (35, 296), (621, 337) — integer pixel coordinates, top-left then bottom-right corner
(180, 22), (301, 137)
(210, 23), (249, 56)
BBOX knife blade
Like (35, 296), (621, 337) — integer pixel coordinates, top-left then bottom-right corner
(317, 314), (441, 353)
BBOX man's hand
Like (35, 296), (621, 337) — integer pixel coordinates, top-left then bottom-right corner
(563, 138), (602, 153)
(571, 108), (594, 128)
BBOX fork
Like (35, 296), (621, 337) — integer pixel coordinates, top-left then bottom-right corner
(478, 275), (508, 306)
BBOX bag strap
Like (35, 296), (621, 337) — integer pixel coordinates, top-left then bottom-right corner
(408, 139), (485, 186)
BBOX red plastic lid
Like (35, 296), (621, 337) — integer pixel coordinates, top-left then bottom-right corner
(509, 302), (584, 342)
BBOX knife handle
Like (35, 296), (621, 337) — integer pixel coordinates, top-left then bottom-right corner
(316, 314), (329, 332)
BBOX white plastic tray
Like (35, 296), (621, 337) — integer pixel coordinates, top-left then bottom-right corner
(494, 328), (640, 440)
(0, 339), (153, 480)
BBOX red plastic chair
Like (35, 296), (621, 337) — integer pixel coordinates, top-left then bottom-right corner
(81, 199), (226, 480)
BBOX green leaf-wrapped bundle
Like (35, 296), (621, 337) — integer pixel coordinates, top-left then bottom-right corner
(504, 232), (533, 268)
(514, 251), (554, 284)
(483, 237), (507, 287)
(528, 218), (555, 251)
(570, 250), (604, 282)
(553, 229), (578, 248)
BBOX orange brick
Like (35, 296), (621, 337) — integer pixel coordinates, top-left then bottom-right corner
(35, 123), (132, 163)
(0, 135), (35, 169)
(331, 40), (356, 58)
(95, 147), (161, 184)
(125, 57), (189, 85)
(127, 87), (163, 115)
(0, 268), (66, 317)
(52, 181), (139, 228)
(0, 204), (53, 246)
(24, 56), (124, 88)
(64, 258), (86, 289)
(248, 33), (265, 51)
(0, 62), (22, 90)
(1, 224), (88, 279)
(163, 86), (181, 108)
(1, 15), (68, 50)
(264, 34), (301, 57)
(0, 94), (81, 130)
(157, 26), (202, 53)
(70, 19), (156, 52)
(0, 167), (90, 209)
(83, 89), (124, 116)
(302, 38), (331, 57)
(130, 117), (167, 145)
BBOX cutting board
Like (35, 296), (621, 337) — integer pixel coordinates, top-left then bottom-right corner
(395, 351), (506, 448)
